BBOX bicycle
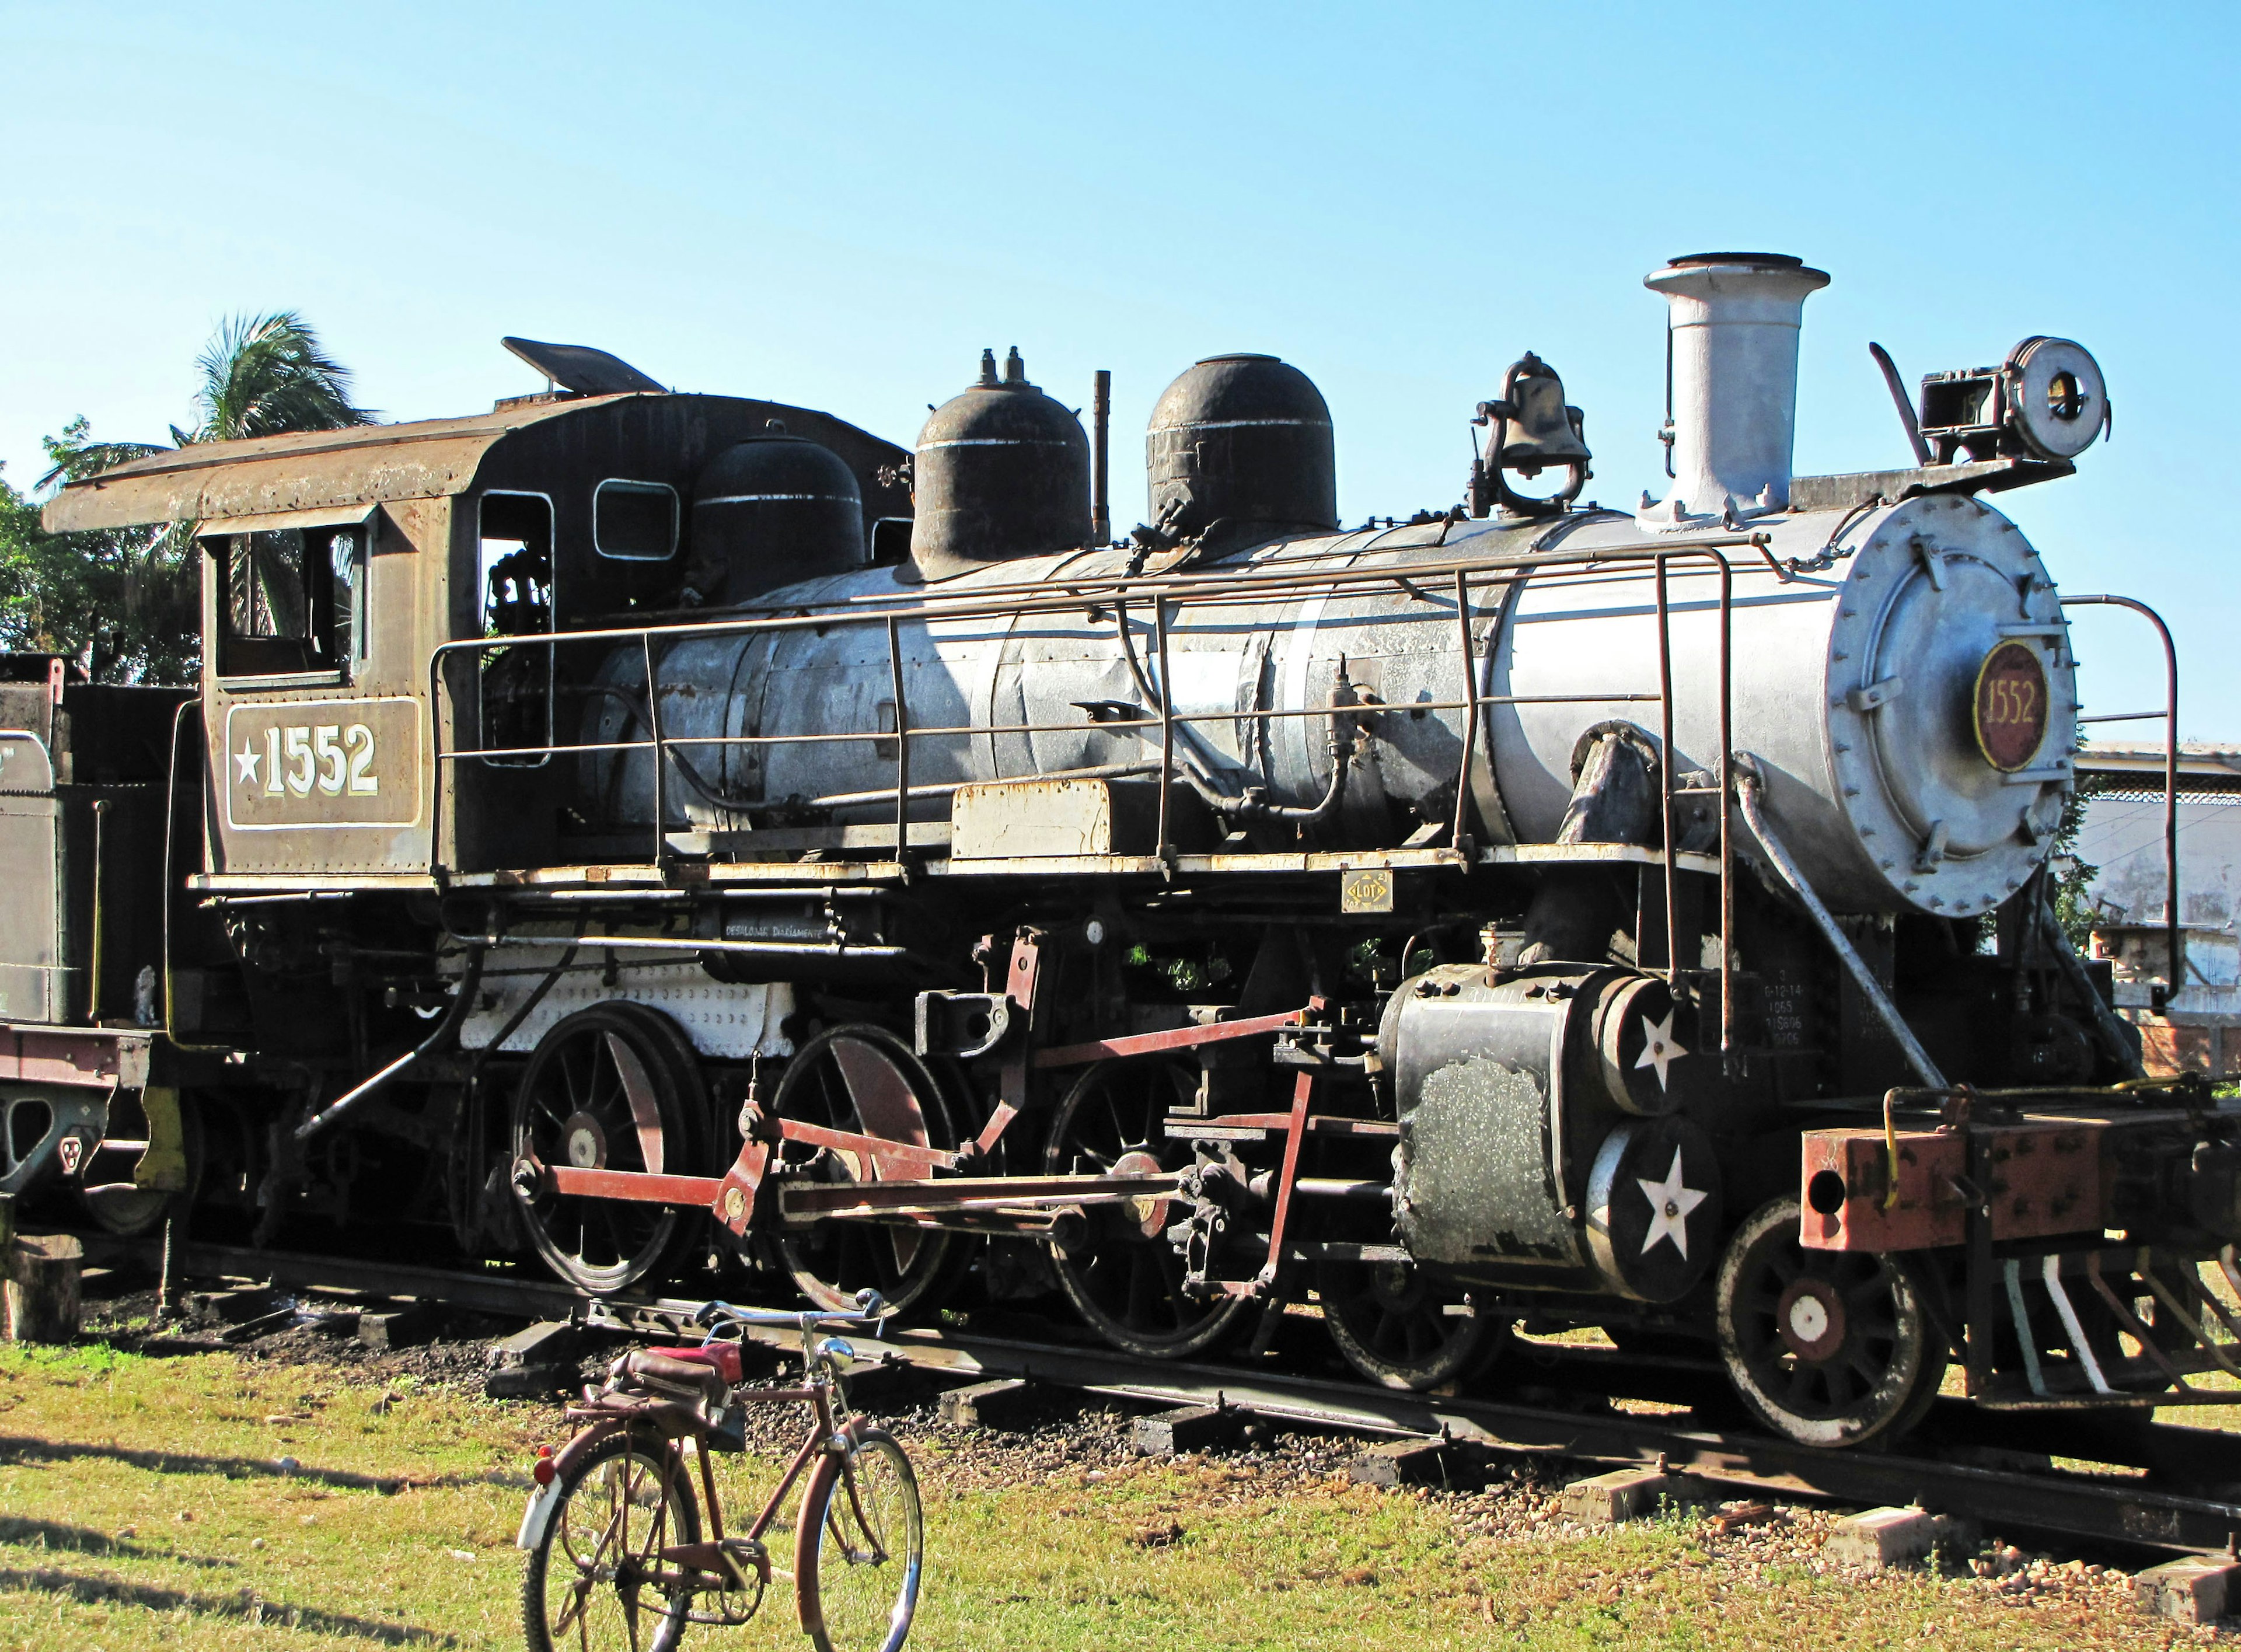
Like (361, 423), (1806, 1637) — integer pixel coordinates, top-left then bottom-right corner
(516, 1288), (923, 1652)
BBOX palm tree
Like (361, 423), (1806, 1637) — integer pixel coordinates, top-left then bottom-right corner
(16, 312), (374, 682)
(179, 310), (376, 445)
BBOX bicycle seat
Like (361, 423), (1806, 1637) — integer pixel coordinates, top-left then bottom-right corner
(611, 1348), (730, 1409)
(564, 1392), (711, 1439)
(651, 1342), (746, 1385)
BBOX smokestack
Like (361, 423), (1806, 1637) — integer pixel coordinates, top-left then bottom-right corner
(1644, 253), (1828, 518)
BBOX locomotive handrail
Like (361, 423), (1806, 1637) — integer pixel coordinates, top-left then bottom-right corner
(2060, 594), (2180, 1011)
(422, 534), (1747, 1047)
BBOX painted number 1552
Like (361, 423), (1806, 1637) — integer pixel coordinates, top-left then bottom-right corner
(259, 724), (378, 797)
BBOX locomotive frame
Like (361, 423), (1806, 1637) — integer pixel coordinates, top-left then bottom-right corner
(12, 259), (2235, 1453)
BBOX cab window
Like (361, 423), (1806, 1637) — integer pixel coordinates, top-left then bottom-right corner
(478, 491), (554, 766)
(215, 526), (365, 680)
(593, 479), (678, 560)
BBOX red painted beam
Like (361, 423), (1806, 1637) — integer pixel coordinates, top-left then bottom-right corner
(1032, 1006), (1311, 1070)
(546, 1166), (726, 1205)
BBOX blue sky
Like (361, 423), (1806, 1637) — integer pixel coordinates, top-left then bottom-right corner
(4, 2), (2236, 736)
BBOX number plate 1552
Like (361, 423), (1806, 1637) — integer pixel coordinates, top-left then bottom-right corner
(222, 697), (424, 830)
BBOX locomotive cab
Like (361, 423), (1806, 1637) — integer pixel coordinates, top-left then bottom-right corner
(44, 355), (910, 884)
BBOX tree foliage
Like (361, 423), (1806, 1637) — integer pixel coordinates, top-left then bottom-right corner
(181, 310), (375, 446)
(0, 425), (198, 683)
(5, 312), (371, 684)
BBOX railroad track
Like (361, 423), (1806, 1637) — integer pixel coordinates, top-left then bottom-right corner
(76, 1234), (2241, 1559)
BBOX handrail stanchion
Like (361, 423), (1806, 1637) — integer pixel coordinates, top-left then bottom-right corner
(1715, 551), (1735, 1055)
(1153, 597), (1174, 863)
(1655, 558), (1680, 984)
(2061, 594), (2181, 1008)
(642, 633), (666, 869)
(887, 613), (910, 868)
(426, 649), (445, 881)
(1451, 569), (1479, 856)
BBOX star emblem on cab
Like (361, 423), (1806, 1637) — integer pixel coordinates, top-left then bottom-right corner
(1637, 1147), (1708, 1259)
(235, 738), (262, 786)
(1633, 1009), (1685, 1090)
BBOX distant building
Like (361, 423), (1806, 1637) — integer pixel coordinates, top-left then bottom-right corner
(2074, 745), (2241, 1076)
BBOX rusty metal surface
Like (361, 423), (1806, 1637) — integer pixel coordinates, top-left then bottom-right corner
(1802, 1116), (2118, 1251)
(42, 400), (612, 533)
(0, 1024), (151, 1089)
(1031, 1005), (1313, 1070)
(40, 392), (909, 537)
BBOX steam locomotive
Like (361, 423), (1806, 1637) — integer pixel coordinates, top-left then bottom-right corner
(8, 253), (2228, 1449)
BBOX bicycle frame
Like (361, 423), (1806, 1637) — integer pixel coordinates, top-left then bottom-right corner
(520, 1311), (893, 1622)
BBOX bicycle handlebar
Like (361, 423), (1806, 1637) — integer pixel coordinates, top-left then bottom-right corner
(692, 1287), (888, 1333)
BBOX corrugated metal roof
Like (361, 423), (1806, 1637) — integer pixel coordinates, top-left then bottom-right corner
(39, 393), (640, 533)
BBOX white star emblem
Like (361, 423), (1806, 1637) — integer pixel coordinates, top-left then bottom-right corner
(1633, 1010), (1685, 1090)
(1637, 1147), (1709, 1260)
(234, 738), (262, 787)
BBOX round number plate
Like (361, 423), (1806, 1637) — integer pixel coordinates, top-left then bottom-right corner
(1972, 641), (2050, 772)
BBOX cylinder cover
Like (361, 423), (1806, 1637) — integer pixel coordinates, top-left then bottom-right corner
(1380, 965), (1720, 1302)
(912, 348), (1090, 578)
(686, 435), (863, 606)
(1146, 354), (1338, 540)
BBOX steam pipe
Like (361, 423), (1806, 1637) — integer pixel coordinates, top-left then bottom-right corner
(1091, 369), (1111, 545)
(296, 945), (485, 1140)
(1736, 761), (1946, 1088)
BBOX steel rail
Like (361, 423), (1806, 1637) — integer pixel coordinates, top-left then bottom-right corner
(93, 1236), (2241, 1559)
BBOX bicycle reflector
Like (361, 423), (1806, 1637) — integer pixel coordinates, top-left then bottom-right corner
(533, 1447), (556, 1487)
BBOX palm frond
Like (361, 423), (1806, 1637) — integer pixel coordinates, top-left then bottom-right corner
(191, 310), (376, 443)
(36, 417), (170, 490)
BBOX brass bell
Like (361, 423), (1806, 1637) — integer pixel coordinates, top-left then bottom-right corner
(1469, 352), (1591, 516)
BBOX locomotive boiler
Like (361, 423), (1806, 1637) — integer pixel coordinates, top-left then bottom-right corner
(12, 254), (2229, 1451)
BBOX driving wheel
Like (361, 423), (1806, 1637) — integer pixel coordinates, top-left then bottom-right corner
(1042, 1060), (1251, 1359)
(770, 1024), (962, 1319)
(1319, 1259), (1493, 1391)
(1715, 1196), (1942, 1449)
(511, 1003), (706, 1293)
(81, 1089), (205, 1238)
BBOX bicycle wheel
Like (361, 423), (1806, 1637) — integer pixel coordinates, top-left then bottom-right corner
(795, 1427), (923, 1652)
(522, 1430), (701, 1652)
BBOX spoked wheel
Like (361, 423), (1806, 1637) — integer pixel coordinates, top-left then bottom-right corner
(521, 1429), (700, 1652)
(1319, 1259), (1493, 1391)
(1716, 1196), (1942, 1449)
(511, 1004), (707, 1293)
(795, 1427), (923, 1652)
(81, 1090), (205, 1238)
(772, 1025), (962, 1318)
(1043, 1060), (1251, 1359)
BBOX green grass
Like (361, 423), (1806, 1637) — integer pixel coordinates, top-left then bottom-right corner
(0, 1337), (2210, 1650)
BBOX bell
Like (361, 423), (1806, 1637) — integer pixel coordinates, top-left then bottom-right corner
(1469, 352), (1592, 518)
(1487, 353), (1590, 472)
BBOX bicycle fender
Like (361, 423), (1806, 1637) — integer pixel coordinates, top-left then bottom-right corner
(516, 1480), (561, 1552)
(516, 1418), (633, 1550)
